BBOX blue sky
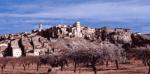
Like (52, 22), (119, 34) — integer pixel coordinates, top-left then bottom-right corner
(0, 0), (150, 34)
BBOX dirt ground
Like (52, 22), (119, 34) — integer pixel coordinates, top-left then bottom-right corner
(0, 60), (148, 74)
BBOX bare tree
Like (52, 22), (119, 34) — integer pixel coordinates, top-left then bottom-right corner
(66, 38), (104, 74)
(9, 57), (18, 69)
(67, 48), (103, 74)
(0, 57), (10, 74)
(100, 41), (125, 69)
(18, 56), (33, 71)
(130, 47), (150, 74)
(37, 54), (68, 73)
(27, 56), (41, 72)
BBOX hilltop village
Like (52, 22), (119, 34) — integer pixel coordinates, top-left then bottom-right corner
(0, 22), (149, 57)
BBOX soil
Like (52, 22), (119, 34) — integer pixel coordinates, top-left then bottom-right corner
(0, 60), (148, 74)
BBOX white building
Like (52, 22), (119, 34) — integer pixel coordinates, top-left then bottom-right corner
(0, 43), (8, 57)
(12, 48), (22, 57)
(34, 49), (45, 56)
(72, 22), (83, 37)
(38, 23), (43, 32)
(11, 39), (22, 57)
(34, 49), (40, 56)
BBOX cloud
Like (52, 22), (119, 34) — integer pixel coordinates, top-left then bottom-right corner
(0, 0), (150, 34)
(1, 0), (150, 22)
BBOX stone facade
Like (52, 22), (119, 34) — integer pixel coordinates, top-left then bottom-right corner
(10, 39), (22, 57)
(0, 43), (8, 57)
(12, 48), (22, 58)
(72, 22), (83, 37)
(21, 37), (33, 52)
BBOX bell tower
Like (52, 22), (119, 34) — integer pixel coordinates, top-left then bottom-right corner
(38, 23), (43, 32)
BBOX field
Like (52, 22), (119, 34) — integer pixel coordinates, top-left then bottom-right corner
(0, 60), (148, 74)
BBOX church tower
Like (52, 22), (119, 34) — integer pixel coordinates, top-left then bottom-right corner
(38, 23), (43, 32)
(73, 21), (82, 37)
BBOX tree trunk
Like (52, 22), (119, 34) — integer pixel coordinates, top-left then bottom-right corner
(79, 67), (81, 74)
(27, 63), (30, 68)
(23, 64), (26, 71)
(60, 63), (63, 71)
(148, 65), (150, 74)
(115, 60), (119, 69)
(74, 62), (77, 73)
(106, 61), (109, 67)
(91, 63), (97, 74)
(1, 66), (4, 74)
(47, 68), (52, 73)
(147, 59), (150, 74)
(91, 59), (97, 74)
(12, 65), (15, 69)
(65, 60), (68, 67)
(37, 63), (40, 71)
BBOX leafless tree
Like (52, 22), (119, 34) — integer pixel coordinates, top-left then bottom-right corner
(65, 38), (104, 74)
(28, 56), (41, 72)
(129, 47), (150, 74)
(100, 41), (126, 69)
(0, 57), (10, 74)
(38, 54), (68, 72)
(8, 57), (18, 69)
(67, 48), (103, 74)
(18, 56), (33, 71)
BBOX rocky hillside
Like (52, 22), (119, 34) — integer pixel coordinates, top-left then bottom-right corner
(0, 22), (149, 57)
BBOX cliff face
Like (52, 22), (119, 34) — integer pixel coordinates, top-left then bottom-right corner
(0, 22), (149, 57)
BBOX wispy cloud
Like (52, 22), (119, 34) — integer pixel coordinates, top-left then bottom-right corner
(0, 0), (150, 34)
(1, 0), (150, 21)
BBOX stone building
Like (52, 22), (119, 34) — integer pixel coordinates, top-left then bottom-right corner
(115, 28), (130, 32)
(38, 23), (43, 32)
(56, 24), (68, 38)
(21, 37), (33, 55)
(111, 32), (132, 44)
(72, 22), (83, 37)
(39, 21), (96, 39)
(32, 23), (43, 33)
(10, 39), (22, 57)
(82, 27), (95, 40)
(0, 43), (8, 57)
(31, 36), (47, 56)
